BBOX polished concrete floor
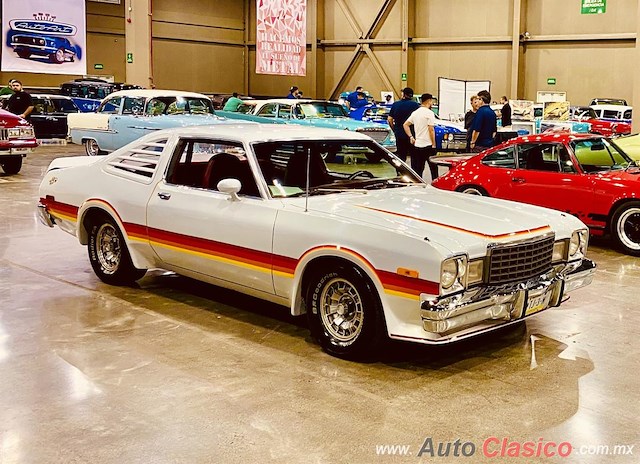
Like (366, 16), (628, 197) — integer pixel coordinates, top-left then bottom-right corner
(1, 145), (638, 463)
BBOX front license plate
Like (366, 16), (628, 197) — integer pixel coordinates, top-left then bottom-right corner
(525, 290), (552, 317)
(11, 148), (30, 153)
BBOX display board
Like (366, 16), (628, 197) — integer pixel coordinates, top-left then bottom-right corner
(438, 77), (490, 121)
(543, 101), (570, 120)
(255, 0), (306, 76)
(1, 0), (86, 75)
(511, 100), (535, 121)
(536, 91), (567, 103)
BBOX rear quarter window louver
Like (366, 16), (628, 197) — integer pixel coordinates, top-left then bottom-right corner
(105, 140), (167, 183)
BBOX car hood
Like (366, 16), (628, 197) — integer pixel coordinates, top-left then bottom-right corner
(300, 185), (579, 255)
(45, 155), (103, 172)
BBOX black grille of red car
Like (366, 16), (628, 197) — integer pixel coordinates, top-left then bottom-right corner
(487, 235), (554, 284)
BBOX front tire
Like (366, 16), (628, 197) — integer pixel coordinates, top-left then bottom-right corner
(16, 50), (31, 59)
(306, 265), (386, 359)
(611, 201), (640, 256)
(1, 157), (23, 175)
(88, 215), (146, 285)
(49, 48), (65, 63)
(456, 185), (489, 196)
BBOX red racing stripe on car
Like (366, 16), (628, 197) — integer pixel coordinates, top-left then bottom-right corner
(378, 269), (439, 296)
(358, 206), (551, 239)
(40, 197), (79, 221)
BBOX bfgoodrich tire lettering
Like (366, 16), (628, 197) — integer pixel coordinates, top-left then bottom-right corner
(306, 265), (386, 359)
(88, 215), (146, 285)
(611, 201), (640, 256)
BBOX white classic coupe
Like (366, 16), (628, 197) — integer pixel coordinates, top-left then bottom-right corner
(38, 124), (595, 358)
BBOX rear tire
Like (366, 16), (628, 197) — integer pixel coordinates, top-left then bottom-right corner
(306, 264), (386, 359)
(456, 185), (489, 196)
(1, 158), (23, 175)
(88, 215), (146, 285)
(611, 201), (640, 256)
(84, 139), (104, 156)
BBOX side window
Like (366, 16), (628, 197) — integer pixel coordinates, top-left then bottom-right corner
(122, 97), (145, 115)
(517, 144), (563, 172)
(99, 97), (122, 114)
(257, 103), (277, 117)
(278, 104), (292, 119)
(166, 139), (259, 197)
(481, 146), (516, 168)
(32, 98), (46, 115)
(146, 98), (166, 115)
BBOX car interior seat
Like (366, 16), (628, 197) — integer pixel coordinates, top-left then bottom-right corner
(202, 153), (259, 196)
(284, 150), (330, 189)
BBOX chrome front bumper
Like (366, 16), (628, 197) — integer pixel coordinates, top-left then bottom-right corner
(420, 259), (596, 338)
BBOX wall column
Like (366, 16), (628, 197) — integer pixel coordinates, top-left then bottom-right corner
(124, 0), (153, 87)
(510, 0), (522, 99)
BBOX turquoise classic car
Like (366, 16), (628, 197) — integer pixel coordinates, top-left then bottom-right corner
(219, 99), (396, 151)
(68, 89), (246, 155)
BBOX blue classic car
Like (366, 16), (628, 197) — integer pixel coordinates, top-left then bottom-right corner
(61, 79), (143, 112)
(219, 99), (396, 151)
(67, 90), (246, 155)
(7, 30), (79, 63)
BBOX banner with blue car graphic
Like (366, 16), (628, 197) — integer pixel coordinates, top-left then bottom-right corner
(1, 0), (86, 75)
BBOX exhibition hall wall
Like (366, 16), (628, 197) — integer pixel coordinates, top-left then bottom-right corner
(0, 0), (637, 105)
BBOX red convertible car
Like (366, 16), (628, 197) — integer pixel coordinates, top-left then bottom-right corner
(432, 133), (640, 255)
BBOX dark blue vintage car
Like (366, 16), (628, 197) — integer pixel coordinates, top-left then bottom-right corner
(7, 30), (80, 64)
(60, 79), (143, 112)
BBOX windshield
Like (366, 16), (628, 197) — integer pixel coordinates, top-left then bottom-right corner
(52, 98), (79, 113)
(252, 139), (422, 197)
(572, 138), (632, 172)
(236, 103), (255, 114)
(573, 107), (597, 119)
(298, 102), (349, 118)
(145, 97), (214, 115)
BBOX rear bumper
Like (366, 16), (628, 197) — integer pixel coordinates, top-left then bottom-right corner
(37, 203), (56, 228)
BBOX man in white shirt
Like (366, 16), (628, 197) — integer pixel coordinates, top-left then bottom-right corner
(403, 93), (437, 181)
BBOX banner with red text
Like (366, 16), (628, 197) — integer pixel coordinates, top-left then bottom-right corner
(1, 0), (87, 75)
(256, 0), (306, 76)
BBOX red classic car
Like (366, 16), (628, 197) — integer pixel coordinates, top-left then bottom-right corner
(0, 109), (38, 175)
(570, 106), (631, 137)
(432, 133), (640, 255)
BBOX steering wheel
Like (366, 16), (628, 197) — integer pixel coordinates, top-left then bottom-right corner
(348, 170), (375, 180)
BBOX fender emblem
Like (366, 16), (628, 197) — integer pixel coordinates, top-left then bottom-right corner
(49, 176), (58, 185)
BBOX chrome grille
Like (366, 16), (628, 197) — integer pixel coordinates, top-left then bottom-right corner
(487, 234), (554, 284)
(355, 128), (389, 143)
(0, 128), (8, 141)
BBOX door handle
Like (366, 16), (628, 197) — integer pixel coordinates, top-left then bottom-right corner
(511, 177), (526, 184)
(157, 192), (171, 200)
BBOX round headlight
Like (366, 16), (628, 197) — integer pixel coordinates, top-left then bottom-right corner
(569, 231), (580, 256)
(441, 260), (458, 289)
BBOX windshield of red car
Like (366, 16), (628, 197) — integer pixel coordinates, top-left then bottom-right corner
(571, 138), (631, 172)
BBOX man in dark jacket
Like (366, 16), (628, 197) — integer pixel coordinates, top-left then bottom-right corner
(6, 80), (34, 120)
(469, 90), (497, 151)
(500, 95), (512, 127)
(387, 87), (420, 162)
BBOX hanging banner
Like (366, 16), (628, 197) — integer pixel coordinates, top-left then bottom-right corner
(256, 0), (306, 76)
(1, 0), (87, 75)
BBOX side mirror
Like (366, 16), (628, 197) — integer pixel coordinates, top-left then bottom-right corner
(217, 178), (241, 201)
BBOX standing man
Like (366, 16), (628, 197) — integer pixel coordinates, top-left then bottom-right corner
(0, 79), (15, 96)
(387, 87), (420, 162)
(464, 95), (481, 150)
(222, 92), (243, 112)
(346, 86), (364, 109)
(6, 80), (34, 120)
(469, 90), (497, 152)
(403, 93), (437, 181)
(500, 95), (512, 127)
(286, 86), (300, 99)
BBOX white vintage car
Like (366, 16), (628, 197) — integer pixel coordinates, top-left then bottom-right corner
(37, 124), (595, 358)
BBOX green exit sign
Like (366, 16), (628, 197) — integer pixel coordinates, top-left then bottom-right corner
(94, 63), (104, 70)
(401, 73), (407, 81)
(547, 78), (557, 85)
(126, 53), (133, 63)
(581, 0), (606, 14)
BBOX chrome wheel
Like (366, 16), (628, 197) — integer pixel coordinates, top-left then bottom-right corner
(615, 206), (640, 251)
(55, 48), (65, 63)
(96, 223), (122, 275)
(85, 139), (100, 156)
(318, 277), (364, 344)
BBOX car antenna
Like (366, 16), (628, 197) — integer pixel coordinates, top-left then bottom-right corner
(305, 147), (311, 212)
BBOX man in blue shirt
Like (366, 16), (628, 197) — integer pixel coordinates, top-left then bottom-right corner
(286, 86), (300, 99)
(387, 87), (420, 162)
(469, 90), (497, 151)
(346, 86), (363, 109)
